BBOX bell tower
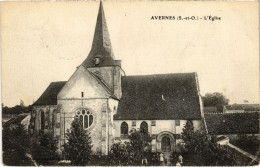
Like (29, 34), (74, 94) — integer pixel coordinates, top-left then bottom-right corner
(56, 2), (124, 155)
(81, 1), (124, 99)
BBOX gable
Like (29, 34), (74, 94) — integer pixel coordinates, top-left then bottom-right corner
(114, 73), (202, 120)
(57, 66), (112, 99)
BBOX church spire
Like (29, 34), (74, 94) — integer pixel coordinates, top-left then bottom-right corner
(81, 1), (117, 68)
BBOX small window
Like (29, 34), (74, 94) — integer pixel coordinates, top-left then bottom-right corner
(176, 120), (180, 126)
(140, 121), (148, 133)
(151, 120), (156, 126)
(41, 111), (45, 131)
(94, 57), (100, 65)
(81, 92), (84, 98)
(186, 120), (193, 127)
(132, 121), (136, 126)
(121, 122), (129, 139)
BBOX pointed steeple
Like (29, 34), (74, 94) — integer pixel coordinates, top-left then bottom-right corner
(82, 1), (118, 68)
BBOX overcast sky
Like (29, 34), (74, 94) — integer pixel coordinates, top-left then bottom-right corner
(1, 1), (259, 107)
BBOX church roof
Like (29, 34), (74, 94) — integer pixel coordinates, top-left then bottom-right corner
(114, 73), (202, 120)
(81, 2), (119, 68)
(33, 81), (66, 106)
(205, 112), (259, 134)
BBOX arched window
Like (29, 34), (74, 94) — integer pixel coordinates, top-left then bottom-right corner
(75, 109), (93, 129)
(186, 120), (193, 127)
(140, 121), (148, 133)
(52, 110), (56, 129)
(121, 122), (128, 137)
(40, 111), (45, 131)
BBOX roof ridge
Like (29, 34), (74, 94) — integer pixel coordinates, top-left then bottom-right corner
(50, 81), (67, 83)
(33, 81), (67, 106)
(123, 72), (196, 77)
(87, 69), (119, 100)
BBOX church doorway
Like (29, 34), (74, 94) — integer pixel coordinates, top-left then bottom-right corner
(161, 136), (171, 152)
(157, 131), (175, 153)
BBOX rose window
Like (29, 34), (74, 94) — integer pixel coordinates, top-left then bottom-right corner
(75, 109), (93, 129)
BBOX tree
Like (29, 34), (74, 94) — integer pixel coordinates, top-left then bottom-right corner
(20, 99), (25, 107)
(3, 123), (31, 165)
(203, 92), (229, 111)
(128, 128), (152, 164)
(180, 120), (196, 151)
(230, 134), (259, 155)
(2, 105), (32, 115)
(181, 122), (238, 166)
(109, 142), (135, 165)
(31, 133), (60, 165)
(63, 118), (92, 165)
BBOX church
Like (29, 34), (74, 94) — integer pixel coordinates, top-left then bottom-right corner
(30, 2), (206, 155)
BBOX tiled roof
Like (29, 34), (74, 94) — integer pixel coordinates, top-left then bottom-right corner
(114, 73), (202, 120)
(225, 104), (259, 111)
(204, 112), (259, 135)
(3, 114), (28, 128)
(204, 106), (218, 113)
(33, 81), (66, 106)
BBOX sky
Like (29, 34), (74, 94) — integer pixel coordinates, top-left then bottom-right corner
(1, 1), (259, 107)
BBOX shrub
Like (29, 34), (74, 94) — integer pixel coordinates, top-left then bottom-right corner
(3, 123), (31, 166)
(230, 134), (259, 155)
(63, 118), (92, 165)
(181, 121), (239, 166)
(129, 128), (152, 164)
(31, 132), (60, 165)
(109, 142), (134, 165)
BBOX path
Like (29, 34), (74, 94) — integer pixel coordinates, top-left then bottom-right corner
(26, 153), (38, 166)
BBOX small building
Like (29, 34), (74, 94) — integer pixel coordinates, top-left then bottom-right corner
(3, 114), (31, 131)
(223, 104), (259, 114)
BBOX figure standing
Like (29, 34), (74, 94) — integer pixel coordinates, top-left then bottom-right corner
(159, 153), (164, 166)
(178, 154), (183, 164)
(142, 152), (148, 166)
(176, 160), (181, 167)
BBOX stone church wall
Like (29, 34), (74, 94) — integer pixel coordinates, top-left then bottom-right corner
(58, 98), (117, 155)
(114, 119), (202, 153)
(31, 105), (57, 136)
(114, 119), (202, 137)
